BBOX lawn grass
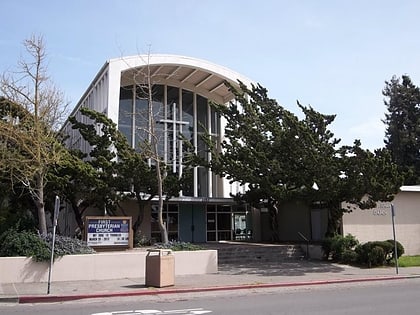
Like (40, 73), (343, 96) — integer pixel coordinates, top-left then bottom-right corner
(398, 255), (420, 267)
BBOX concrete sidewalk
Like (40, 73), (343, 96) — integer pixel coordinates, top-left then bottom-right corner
(2, 260), (420, 304)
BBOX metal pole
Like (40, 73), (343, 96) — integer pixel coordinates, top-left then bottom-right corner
(47, 196), (60, 294)
(391, 204), (399, 275)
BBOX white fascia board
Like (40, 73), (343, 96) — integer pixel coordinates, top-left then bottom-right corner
(400, 185), (420, 192)
(109, 54), (254, 87)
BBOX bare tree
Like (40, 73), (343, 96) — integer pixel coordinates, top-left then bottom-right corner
(142, 54), (169, 244)
(0, 35), (69, 235)
(120, 51), (171, 244)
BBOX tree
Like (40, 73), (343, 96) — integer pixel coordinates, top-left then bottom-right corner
(66, 107), (182, 240)
(204, 82), (402, 238)
(0, 35), (68, 235)
(383, 75), (420, 184)
(119, 53), (181, 244)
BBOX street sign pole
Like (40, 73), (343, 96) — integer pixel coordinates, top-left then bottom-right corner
(47, 196), (60, 294)
(391, 204), (399, 275)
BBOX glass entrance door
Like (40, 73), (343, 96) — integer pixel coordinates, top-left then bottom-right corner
(206, 204), (232, 241)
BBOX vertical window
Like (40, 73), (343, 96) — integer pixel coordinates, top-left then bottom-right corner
(198, 166), (208, 197)
(197, 95), (208, 133)
(210, 106), (220, 135)
(166, 86), (179, 168)
(151, 204), (178, 242)
(152, 85), (165, 155)
(182, 89), (194, 140)
(134, 86), (148, 147)
(118, 85), (133, 146)
(206, 204), (232, 241)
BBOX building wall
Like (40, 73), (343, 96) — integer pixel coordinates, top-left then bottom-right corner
(343, 191), (420, 255)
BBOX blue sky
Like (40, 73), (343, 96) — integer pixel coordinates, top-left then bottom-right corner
(1, 0), (420, 150)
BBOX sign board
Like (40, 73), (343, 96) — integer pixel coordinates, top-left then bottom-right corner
(85, 216), (133, 249)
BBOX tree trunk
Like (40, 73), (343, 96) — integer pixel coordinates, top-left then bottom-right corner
(326, 202), (343, 237)
(147, 59), (168, 244)
(35, 174), (47, 235)
(70, 200), (85, 232)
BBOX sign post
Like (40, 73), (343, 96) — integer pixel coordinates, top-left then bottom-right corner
(47, 196), (60, 294)
(391, 204), (399, 275)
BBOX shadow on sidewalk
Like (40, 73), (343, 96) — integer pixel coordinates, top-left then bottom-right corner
(218, 260), (345, 277)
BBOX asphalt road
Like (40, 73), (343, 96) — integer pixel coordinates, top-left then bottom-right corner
(1, 278), (420, 315)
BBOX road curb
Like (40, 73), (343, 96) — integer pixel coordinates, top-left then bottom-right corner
(16, 275), (420, 304)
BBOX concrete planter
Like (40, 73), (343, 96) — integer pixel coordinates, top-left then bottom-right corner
(0, 249), (217, 284)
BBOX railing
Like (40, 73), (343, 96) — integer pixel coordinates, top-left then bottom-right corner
(298, 231), (310, 260)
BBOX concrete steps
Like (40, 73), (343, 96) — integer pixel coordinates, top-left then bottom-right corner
(203, 242), (306, 265)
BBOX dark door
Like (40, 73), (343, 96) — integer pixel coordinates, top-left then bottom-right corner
(179, 204), (206, 243)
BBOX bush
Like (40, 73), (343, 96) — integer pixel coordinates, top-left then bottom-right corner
(341, 249), (359, 264)
(356, 240), (405, 267)
(322, 234), (359, 262)
(385, 239), (404, 261)
(134, 231), (153, 247)
(0, 228), (50, 261)
(323, 234), (406, 268)
(370, 245), (386, 267)
(42, 234), (95, 257)
(154, 241), (204, 251)
(0, 229), (95, 262)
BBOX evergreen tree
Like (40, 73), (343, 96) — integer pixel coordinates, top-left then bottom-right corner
(383, 75), (420, 184)
(204, 82), (402, 237)
(62, 108), (182, 238)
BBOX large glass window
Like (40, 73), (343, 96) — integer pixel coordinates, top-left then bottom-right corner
(167, 86), (179, 119)
(134, 86), (148, 146)
(182, 89), (194, 140)
(210, 106), (220, 135)
(151, 204), (179, 242)
(206, 204), (232, 241)
(118, 83), (217, 198)
(197, 95), (208, 133)
(152, 85), (165, 156)
(118, 86), (133, 145)
(198, 166), (208, 197)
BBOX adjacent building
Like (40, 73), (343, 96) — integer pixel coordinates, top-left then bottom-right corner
(342, 185), (420, 255)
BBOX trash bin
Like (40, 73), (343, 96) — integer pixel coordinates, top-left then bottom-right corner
(145, 249), (175, 287)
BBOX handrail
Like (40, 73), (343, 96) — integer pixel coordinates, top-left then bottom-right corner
(297, 231), (310, 260)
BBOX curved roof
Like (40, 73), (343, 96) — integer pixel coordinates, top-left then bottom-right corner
(111, 54), (254, 104)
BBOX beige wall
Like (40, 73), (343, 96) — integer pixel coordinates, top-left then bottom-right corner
(0, 250), (217, 284)
(342, 191), (420, 255)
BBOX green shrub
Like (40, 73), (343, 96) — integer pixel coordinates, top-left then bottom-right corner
(42, 234), (95, 256)
(0, 229), (95, 262)
(356, 240), (405, 267)
(322, 234), (358, 262)
(385, 239), (404, 261)
(370, 245), (386, 267)
(341, 249), (358, 264)
(134, 231), (153, 247)
(0, 228), (50, 261)
(155, 241), (204, 251)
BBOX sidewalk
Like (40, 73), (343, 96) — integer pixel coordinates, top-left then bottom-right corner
(2, 260), (420, 304)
